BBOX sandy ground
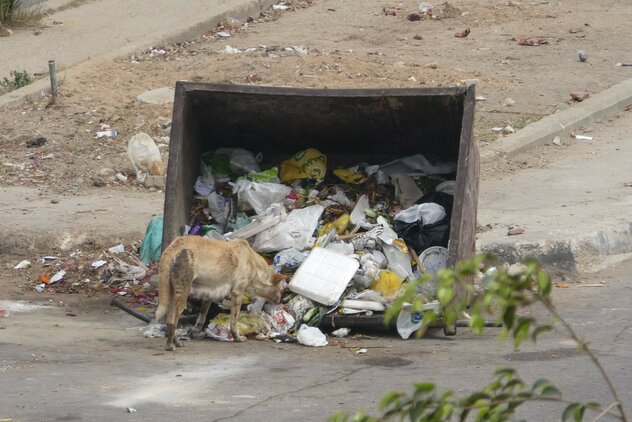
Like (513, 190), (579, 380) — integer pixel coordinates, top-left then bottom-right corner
(2, 0), (632, 195)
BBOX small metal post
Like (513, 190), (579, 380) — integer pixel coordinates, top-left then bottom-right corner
(48, 60), (58, 103)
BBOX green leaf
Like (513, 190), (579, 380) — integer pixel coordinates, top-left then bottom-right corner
(531, 324), (553, 342)
(379, 391), (402, 410)
(414, 383), (436, 394)
(540, 385), (562, 398)
(562, 403), (584, 422)
(531, 379), (551, 393)
(537, 270), (552, 297)
(503, 305), (516, 329)
(437, 285), (455, 305)
(470, 314), (485, 336)
(513, 317), (533, 349)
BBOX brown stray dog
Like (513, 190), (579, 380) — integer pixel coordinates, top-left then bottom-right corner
(154, 236), (285, 351)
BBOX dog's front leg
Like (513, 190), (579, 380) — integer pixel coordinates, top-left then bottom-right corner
(230, 292), (246, 342)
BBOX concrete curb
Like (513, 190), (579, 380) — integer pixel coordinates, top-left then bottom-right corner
(481, 77), (632, 161)
(480, 222), (632, 274)
(0, 0), (277, 110)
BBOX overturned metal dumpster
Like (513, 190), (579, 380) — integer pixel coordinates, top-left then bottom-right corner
(163, 82), (479, 336)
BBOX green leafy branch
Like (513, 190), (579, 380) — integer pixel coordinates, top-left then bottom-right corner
(332, 254), (627, 422)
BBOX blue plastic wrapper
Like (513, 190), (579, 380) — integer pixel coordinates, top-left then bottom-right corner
(140, 216), (163, 264)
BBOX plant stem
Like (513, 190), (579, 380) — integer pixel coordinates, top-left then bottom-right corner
(593, 402), (621, 422)
(538, 295), (628, 422)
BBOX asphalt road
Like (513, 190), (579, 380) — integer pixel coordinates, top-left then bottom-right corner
(1, 258), (631, 421)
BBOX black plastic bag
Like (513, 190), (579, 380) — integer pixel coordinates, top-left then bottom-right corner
(393, 191), (453, 252)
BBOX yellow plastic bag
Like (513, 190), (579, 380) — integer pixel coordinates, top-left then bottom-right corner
(333, 169), (367, 184)
(280, 148), (327, 183)
(371, 270), (403, 299)
(318, 213), (350, 237)
(208, 313), (267, 337)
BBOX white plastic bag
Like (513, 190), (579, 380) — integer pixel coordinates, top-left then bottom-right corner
(215, 147), (261, 174)
(394, 203), (446, 225)
(208, 191), (231, 226)
(252, 205), (324, 253)
(297, 324), (328, 347)
(381, 241), (414, 280)
(233, 179), (292, 215)
(127, 132), (163, 183)
(396, 309), (423, 340)
(227, 204), (287, 240)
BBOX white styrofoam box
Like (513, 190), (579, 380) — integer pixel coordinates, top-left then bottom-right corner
(289, 247), (360, 306)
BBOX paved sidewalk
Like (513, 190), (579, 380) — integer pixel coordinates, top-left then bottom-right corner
(477, 110), (632, 273)
(1, 0), (274, 79)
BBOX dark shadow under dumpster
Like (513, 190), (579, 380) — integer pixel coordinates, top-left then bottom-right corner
(164, 83), (479, 335)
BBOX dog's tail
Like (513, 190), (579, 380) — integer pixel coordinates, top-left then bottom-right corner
(154, 248), (194, 322)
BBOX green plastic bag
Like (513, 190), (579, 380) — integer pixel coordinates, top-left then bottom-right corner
(140, 216), (163, 264)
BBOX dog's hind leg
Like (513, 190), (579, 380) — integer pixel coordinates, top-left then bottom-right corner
(230, 291), (246, 342)
(166, 249), (194, 351)
(192, 299), (212, 338)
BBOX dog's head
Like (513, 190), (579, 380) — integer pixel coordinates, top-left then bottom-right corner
(254, 272), (287, 304)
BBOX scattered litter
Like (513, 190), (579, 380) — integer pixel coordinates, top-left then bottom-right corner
(108, 244), (125, 254)
(475, 96), (487, 101)
(297, 324), (328, 347)
(13, 260), (31, 269)
(224, 45), (242, 54)
(552, 136), (562, 146)
(127, 408), (137, 414)
(116, 173), (128, 182)
(332, 327), (351, 338)
(273, 3), (288, 10)
(578, 50), (587, 62)
(517, 38), (549, 46)
(95, 129), (118, 139)
(555, 283), (570, 288)
(128, 132), (164, 183)
(216, 31), (230, 38)
(507, 226), (525, 236)
(91, 260), (107, 268)
(504, 98), (515, 107)
(455, 28), (470, 38)
(26, 137), (46, 148)
(616, 63), (632, 67)
(570, 91), (590, 102)
(355, 348), (368, 355)
(571, 133), (593, 141)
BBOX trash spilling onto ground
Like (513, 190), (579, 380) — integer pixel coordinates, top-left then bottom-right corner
(135, 146), (463, 342)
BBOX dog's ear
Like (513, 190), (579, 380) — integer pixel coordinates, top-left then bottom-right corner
(271, 273), (288, 284)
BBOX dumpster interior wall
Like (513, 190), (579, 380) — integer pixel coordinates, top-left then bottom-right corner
(164, 83), (472, 251)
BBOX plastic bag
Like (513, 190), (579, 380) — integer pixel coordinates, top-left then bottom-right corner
(396, 309), (422, 340)
(205, 313), (268, 341)
(333, 168), (367, 184)
(297, 324), (328, 347)
(371, 270), (404, 299)
(262, 304), (295, 335)
(286, 294), (315, 322)
(215, 147), (261, 175)
(318, 213), (350, 237)
(227, 204), (287, 240)
(394, 203), (445, 225)
(252, 205), (324, 253)
(246, 167), (279, 183)
(381, 239), (414, 280)
(391, 173), (423, 208)
(140, 216), (163, 264)
(273, 248), (306, 272)
(394, 191), (454, 253)
(233, 179), (292, 215)
(127, 132), (163, 183)
(207, 191), (232, 226)
(280, 148), (327, 182)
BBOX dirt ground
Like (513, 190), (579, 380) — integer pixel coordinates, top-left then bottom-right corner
(1, 0), (632, 299)
(2, 0), (632, 193)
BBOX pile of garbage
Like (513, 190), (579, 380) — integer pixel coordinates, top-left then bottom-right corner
(156, 146), (458, 343)
(13, 244), (158, 307)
